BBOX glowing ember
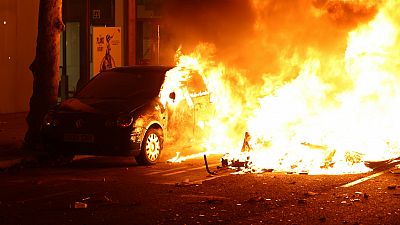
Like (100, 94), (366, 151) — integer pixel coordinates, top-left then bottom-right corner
(163, 0), (400, 175)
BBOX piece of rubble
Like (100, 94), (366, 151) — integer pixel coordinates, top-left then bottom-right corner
(387, 185), (397, 190)
(298, 199), (307, 204)
(175, 179), (202, 187)
(245, 196), (266, 203)
(305, 191), (318, 197)
(363, 193), (369, 199)
(73, 201), (87, 209)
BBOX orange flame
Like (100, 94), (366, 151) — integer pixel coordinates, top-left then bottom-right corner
(163, 0), (400, 174)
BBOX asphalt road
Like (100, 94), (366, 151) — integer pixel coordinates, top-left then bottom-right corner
(0, 154), (399, 225)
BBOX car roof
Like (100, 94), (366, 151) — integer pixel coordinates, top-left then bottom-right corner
(108, 65), (175, 73)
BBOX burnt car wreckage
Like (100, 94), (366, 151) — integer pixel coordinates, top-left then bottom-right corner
(41, 66), (180, 165)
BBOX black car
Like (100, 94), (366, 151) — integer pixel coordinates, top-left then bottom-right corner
(41, 66), (176, 165)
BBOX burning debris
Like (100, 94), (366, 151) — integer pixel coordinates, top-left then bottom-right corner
(221, 132), (253, 170)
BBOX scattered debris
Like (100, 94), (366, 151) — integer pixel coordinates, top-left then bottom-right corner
(175, 179), (202, 187)
(298, 199), (307, 204)
(180, 194), (228, 204)
(245, 196), (267, 203)
(79, 194), (117, 207)
(305, 191), (318, 197)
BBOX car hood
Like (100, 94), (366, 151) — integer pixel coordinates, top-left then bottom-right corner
(59, 94), (156, 114)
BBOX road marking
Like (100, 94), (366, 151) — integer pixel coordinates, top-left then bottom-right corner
(158, 173), (230, 185)
(341, 170), (386, 187)
(145, 166), (191, 175)
(162, 163), (220, 176)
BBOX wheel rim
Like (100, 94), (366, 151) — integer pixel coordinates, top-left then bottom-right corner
(145, 133), (160, 162)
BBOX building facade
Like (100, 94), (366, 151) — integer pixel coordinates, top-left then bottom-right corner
(0, 0), (164, 113)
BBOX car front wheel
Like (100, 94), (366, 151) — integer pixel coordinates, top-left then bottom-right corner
(135, 128), (163, 165)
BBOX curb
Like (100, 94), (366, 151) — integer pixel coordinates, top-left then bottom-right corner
(0, 152), (40, 171)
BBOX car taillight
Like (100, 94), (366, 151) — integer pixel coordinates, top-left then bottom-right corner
(116, 115), (133, 128)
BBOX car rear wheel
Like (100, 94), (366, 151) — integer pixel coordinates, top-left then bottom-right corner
(135, 128), (163, 165)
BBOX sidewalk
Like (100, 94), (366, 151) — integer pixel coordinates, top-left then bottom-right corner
(0, 112), (39, 170)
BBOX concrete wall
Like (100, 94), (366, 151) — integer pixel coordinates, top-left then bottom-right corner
(0, 0), (39, 113)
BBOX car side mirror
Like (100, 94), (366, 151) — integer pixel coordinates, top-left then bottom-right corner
(169, 92), (176, 100)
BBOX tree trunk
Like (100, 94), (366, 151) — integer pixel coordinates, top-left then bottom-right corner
(25, 0), (64, 149)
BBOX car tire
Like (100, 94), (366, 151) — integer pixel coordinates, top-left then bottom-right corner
(135, 128), (163, 165)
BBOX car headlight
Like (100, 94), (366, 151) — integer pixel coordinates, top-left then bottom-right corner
(116, 114), (133, 128)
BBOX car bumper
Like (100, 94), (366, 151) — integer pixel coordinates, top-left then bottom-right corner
(41, 128), (142, 156)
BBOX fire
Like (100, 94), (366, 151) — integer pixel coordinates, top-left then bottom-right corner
(162, 0), (400, 174)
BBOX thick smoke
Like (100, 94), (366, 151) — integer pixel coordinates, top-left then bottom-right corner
(161, 0), (380, 84)
(315, 0), (381, 27)
(161, 0), (255, 65)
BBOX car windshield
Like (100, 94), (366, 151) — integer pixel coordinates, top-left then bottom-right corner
(76, 69), (166, 100)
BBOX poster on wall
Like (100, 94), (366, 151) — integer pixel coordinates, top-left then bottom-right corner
(92, 27), (121, 75)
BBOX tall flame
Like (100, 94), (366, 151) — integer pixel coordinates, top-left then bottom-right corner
(162, 0), (400, 174)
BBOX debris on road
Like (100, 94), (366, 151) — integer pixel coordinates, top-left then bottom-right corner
(298, 199), (307, 204)
(245, 196), (268, 203)
(73, 201), (87, 209)
(175, 178), (202, 187)
(180, 194), (228, 204)
(305, 191), (318, 197)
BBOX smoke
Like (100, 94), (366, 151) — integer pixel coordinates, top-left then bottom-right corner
(161, 0), (255, 64)
(315, 0), (381, 27)
(161, 0), (381, 84)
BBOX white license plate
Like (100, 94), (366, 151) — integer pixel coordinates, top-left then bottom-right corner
(64, 133), (94, 143)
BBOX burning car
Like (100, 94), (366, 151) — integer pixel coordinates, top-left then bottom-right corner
(41, 66), (182, 165)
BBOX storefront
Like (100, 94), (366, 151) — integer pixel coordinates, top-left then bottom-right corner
(60, 0), (164, 100)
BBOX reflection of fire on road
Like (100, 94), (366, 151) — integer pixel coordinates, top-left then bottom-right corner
(160, 0), (400, 175)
